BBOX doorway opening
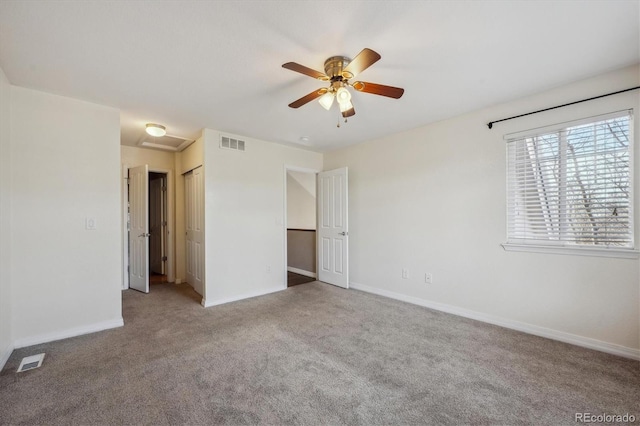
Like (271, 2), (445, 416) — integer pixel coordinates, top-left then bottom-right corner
(148, 171), (168, 285)
(283, 166), (349, 290)
(285, 168), (318, 287)
(124, 165), (175, 294)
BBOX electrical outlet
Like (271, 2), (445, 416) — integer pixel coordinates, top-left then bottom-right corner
(402, 268), (409, 279)
(425, 273), (433, 284)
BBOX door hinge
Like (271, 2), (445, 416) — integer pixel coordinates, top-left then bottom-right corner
(162, 256), (168, 262)
(162, 186), (167, 192)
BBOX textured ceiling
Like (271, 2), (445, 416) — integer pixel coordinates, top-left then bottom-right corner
(0, 1), (638, 152)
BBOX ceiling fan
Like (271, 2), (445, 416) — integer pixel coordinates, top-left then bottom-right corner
(282, 48), (404, 120)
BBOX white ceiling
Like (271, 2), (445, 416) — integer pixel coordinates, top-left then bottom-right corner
(1, 1), (638, 152)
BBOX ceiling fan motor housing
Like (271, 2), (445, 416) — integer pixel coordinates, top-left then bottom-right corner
(324, 56), (352, 81)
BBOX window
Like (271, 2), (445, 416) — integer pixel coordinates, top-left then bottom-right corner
(504, 110), (637, 257)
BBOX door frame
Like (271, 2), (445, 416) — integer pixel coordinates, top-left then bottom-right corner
(122, 165), (175, 290)
(282, 165), (321, 290)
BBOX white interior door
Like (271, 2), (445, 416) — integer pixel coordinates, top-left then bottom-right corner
(129, 164), (149, 293)
(317, 167), (349, 288)
(185, 166), (204, 296)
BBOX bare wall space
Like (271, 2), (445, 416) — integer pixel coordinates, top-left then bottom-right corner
(324, 65), (640, 356)
(9, 86), (123, 348)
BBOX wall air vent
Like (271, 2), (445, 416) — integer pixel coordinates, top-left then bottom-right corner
(17, 353), (45, 373)
(220, 136), (245, 151)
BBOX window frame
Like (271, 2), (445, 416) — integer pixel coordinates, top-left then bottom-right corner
(502, 109), (639, 259)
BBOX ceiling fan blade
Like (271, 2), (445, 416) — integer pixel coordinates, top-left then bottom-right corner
(288, 88), (328, 108)
(352, 81), (404, 99)
(282, 62), (329, 81)
(342, 48), (381, 79)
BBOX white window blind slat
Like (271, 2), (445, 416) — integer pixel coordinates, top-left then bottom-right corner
(506, 112), (633, 248)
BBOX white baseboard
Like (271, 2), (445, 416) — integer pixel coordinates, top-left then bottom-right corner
(13, 318), (125, 349)
(202, 285), (285, 308)
(350, 281), (640, 361)
(175, 278), (182, 284)
(0, 343), (14, 372)
(287, 266), (316, 279)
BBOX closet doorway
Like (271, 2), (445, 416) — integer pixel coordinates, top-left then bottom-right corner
(125, 165), (174, 293)
(148, 172), (168, 284)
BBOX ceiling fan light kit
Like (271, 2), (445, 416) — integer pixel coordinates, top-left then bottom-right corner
(318, 91), (335, 110)
(282, 48), (404, 124)
(339, 99), (353, 113)
(145, 123), (166, 137)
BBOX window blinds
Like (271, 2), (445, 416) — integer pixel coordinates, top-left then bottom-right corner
(506, 111), (633, 248)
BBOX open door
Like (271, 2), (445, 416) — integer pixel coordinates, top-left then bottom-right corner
(129, 164), (149, 293)
(317, 167), (349, 288)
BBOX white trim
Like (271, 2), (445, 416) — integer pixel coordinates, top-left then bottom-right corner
(13, 318), (124, 349)
(0, 343), (14, 372)
(350, 281), (640, 361)
(287, 266), (316, 278)
(201, 285), (285, 308)
(501, 243), (639, 259)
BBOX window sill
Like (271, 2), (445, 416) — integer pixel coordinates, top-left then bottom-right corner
(501, 243), (639, 259)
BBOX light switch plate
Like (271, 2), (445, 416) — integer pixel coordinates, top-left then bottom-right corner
(85, 217), (97, 230)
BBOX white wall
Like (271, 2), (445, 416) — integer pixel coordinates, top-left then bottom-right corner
(10, 86), (123, 347)
(0, 66), (13, 368)
(202, 129), (322, 306)
(324, 65), (640, 358)
(287, 170), (316, 230)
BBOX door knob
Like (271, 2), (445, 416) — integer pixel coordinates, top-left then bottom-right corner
(138, 233), (151, 237)
(338, 231), (348, 236)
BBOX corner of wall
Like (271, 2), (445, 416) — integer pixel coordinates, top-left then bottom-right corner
(0, 65), (14, 371)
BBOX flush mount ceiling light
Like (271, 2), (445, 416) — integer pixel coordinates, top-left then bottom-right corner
(145, 123), (166, 137)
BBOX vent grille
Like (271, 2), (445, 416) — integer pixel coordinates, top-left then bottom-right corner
(17, 353), (45, 373)
(220, 136), (245, 151)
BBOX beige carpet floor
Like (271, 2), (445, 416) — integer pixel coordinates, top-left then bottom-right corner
(0, 281), (638, 425)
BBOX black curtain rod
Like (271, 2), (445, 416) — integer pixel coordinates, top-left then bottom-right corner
(487, 86), (640, 129)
